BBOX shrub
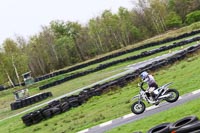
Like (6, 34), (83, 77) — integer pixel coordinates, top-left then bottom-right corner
(185, 10), (200, 24)
(165, 12), (182, 29)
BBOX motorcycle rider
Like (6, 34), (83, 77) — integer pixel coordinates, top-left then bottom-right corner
(140, 71), (158, 101)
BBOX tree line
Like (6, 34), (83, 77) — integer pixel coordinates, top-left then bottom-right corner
(0, 0), (200, 86)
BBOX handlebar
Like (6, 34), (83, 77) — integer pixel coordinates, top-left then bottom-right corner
(139, 82), (146, 91)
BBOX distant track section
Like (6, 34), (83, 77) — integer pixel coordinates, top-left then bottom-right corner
(39, 36), (200, 90)
(34, 29), (200, 83)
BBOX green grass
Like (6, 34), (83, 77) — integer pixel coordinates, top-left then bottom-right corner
(0, 40), (199, 120)
(0, 49), (200, 133)
(106, 97), (200, 133)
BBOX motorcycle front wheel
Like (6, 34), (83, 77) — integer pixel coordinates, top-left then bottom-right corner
(165, 89), (179, 103)
(131, 101), (146, 114)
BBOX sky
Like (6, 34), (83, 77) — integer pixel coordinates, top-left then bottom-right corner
(0, 0), (134, 45)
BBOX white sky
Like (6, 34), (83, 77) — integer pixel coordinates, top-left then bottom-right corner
(0, 0), (134, 45)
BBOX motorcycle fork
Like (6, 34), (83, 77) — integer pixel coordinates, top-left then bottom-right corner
(161, 88), (168, 96)
(138, 95), (143, 104)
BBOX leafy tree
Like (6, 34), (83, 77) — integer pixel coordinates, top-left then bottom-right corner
(27, 35), (49, 75)
(185, 10), (200, 24)
(50, 20), (85, 61)
(88, 18), (108, 54)
(170, 0), (200, 21)
(2, 38), (28, 85)
(0, 52), (7, 85)
(165, 11), (182, 29)
(118, 7), (141, 44)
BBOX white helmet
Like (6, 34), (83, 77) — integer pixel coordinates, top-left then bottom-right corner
(140, 71), (148, 80)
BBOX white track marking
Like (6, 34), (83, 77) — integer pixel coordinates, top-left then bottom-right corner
(99, 120), (112, 127)
(192, 89), (200, 94)
(178, 96), (182, 100)
(123, 113), (135, 119)
(146, 105), (159, 111)
(77, 129), (89, 133)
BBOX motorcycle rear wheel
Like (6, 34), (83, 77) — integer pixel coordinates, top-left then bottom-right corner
(165, 89), (179, 103)
(131, 101), (146, 114)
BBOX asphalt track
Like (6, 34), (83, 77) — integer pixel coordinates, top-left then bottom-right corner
(78, 89), (200, 133)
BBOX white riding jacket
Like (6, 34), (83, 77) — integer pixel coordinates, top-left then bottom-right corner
(143, 75), (156, 87)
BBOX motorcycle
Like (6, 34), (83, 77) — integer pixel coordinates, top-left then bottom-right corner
(131, 82), (179, 114)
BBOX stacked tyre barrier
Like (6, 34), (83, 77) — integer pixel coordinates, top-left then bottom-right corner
(0, 85), (5, 91)
(145, 116), (200, 133)
(21, 93), (90, 126)
(0, 83), (26, 92)
(0, 85), (14, 91)
(10, 92), (52, 110)
(34, 29), (200, 83)
(39, 36), (200, 90)
(22, 43), (200, 126)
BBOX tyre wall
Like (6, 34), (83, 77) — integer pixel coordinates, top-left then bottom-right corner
(11, 92), (53, 110)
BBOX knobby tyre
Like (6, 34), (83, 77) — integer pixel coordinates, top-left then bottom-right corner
(131, 101), (146, 115)
(165, 89), (179, 103)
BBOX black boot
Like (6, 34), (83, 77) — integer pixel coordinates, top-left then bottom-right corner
(151, 93), (156, 101)
(151, 92), (159, 105)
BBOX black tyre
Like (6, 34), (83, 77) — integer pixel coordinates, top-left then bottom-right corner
(60, 102), (70, 112)
(174, 121), (200, 133)
(68, 97), (80, 107)
(169, 116), (198, 131)
(42, 109), (53, 119)
(15, 101), (22, 109)
(70, 101), (80, 107)
(10, 103), (16, 110)
(189, 129), (200, 133)
(48, 100), (60, 107)
(21, 113), (33, 126)
(165, 89), (179, 103)
(147, 123), (171, 133)
(32, 111), (44, 124)
(60, 96), (68, 103)
(94, 89), (103, 96)
(51, 107), (62, 115)
(131, 101), (146, 115)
